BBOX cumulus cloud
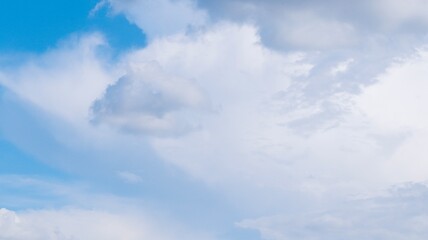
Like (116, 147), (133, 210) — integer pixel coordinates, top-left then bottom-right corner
(92, 62), (208, 136)
(130, 22), (380, 208)
(356, 48), (428, 130)
(3, 11), (427, 216)
(4, 0), (428, 238)
(194, 0), (360, 50)
(132, 28), (428, 214)
(195, 0), (428, 51)
(354, 47), (428, 184)
(0, 28), (241, 234)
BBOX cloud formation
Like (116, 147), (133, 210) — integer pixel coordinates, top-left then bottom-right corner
(92, 62), (208, 136)
(3, 0), (428, 239)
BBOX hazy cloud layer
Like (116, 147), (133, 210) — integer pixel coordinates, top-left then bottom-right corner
(238, 183), (428, 240)
(0, 208), (198, 240)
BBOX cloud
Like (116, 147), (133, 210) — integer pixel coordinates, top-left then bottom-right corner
(129, 23), (379, 209)
(330, 58), (354, 76)
(237, 183), (428, 240)
(130, 28), (428, 214)
(195, 0), (428, 51)
(92, 62), (208, 136)
(105, 0), (208, 38)
(261, 10), (357, 50)
(354, 47), (428, 184)
(4, 1), (428, 238)
(0, 208), (169, 240)
(371, 0), (428, 29)
(0, 33), (115, 125)
(0, 29), (248, 235)
(0, 174), (221, 240)
(198, 1), (358, 50)
(356, 48), (428, 130)
(3, 14), (426, 217)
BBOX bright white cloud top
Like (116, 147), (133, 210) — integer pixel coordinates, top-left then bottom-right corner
(1, 0), (428, 239)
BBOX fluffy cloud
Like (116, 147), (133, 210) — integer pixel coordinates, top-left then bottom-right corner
(356, 48), (428, 130)
(0, 33), (115, 124)
(198, 0), (358, 50)
(92, 62), (208, 136)
(4, 0), (428, 238)
(94, 0), (428, 51)
(195, 0), (428, 51)
(122, 25), (428, 215)
(355, 47), (428, 184)
(118, 22), (383, 210)
(2, 13), (428, 216)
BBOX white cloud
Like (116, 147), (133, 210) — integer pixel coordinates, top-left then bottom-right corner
(264, 11), (357, 50)
(330, 58), (354, 76)
(123, 22), (312, 101)
(0, 208), (170, 240)
(371, 0), (428, 28)
(123, 27), (428, 214)
(105, 0), (208, 38)
(99, 0), (363, 50)
(194, 1), (359, 50)
(0, 33), (116, 125)
(237, 183), (428, 240)
(0, 175), (218, 240)
(354, 47), (428, 184)
(128, 23), (388, 208)
(195, 0), (428, 51)
(3, 17), (425, 216)
(92, 62), (208, 136)
(4, 1), (428, 237)
(356, 48), (428, 130)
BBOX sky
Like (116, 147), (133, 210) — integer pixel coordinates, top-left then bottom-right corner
(1, 0), (428, 239)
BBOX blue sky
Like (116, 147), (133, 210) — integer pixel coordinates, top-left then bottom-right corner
(0, 0), (145, 52)
(2, 0), (428, 239)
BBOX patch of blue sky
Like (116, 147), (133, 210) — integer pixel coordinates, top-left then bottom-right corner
(0, 89), (70, 179)
(86, 5), (147, 53)
(0, 138), (62, 177)
(0, 0), (146, 53)
(0, 90), (72, 209)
